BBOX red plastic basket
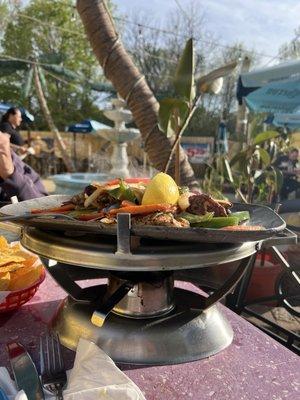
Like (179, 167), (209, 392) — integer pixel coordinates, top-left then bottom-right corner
(0, 268), (46, 313)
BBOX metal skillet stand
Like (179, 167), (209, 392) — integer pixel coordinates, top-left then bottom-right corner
(226, 227), (299, 353)
(21, 214), (259, 366)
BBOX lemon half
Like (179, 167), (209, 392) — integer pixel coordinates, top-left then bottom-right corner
(141, 173), (179, 205)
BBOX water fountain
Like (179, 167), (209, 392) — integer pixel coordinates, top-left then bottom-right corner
(52, 97), (141, 194)
(93, 98), (140, 178)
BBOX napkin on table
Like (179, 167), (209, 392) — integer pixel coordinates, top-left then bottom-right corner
(0, 338), (146, 400)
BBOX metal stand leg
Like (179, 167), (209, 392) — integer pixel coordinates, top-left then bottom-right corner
(199, 255), (255, 310)
(41, 257), (107, 302)
(226, 253), (257, 313)
(225, 245), (300, 354)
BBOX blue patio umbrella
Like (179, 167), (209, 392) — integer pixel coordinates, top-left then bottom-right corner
(66, 119), (109, 133)
(244, 78), (300, 114)
(66, 119), (110, 169)
(236, 60), (300, 114)
(0, 102), (34, 123)
(266, 113), (300, 129)
(215, 121), (228, 154)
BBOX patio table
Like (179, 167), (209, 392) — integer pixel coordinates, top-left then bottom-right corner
(0, 229), (299, 400)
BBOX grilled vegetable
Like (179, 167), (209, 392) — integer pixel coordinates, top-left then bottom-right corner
(77, 212), (105, 221)
(121, 200), (136, 207)
(192, 216), (239, 229)
(179, 212), (214, 224)
(109, 204), (175, 216)
(105, 178), (150, 186)
(108, 179), (136, 203)
(177, 193), (191, 211)
(230, 211), (250, 223)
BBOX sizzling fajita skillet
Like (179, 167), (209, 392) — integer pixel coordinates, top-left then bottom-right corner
(0, 195), (286, 243)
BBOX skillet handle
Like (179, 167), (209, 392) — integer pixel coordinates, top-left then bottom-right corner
(91, 281), (134, 327)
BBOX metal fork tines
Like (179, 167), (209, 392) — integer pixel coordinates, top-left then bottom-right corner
(40, 333), (67, 400)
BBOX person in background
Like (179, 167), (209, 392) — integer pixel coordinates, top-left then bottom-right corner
(0, 132), (47, 202)
(0, 107), (25, 146)
(274, 148), (300, 200)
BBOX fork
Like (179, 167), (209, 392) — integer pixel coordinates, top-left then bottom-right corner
(40, 333), (67, 400)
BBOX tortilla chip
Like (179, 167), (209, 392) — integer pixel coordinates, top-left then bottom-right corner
(0, 256), (26, 266)
(0, 237), (42, 291)
(9, 249), (34, 260)
(0, 236), (9, 251)
(9, 265), (43, 291)
(11, 263), (36, 278)
(21, 256), (39, 268)
(0, 271), (10, 290)
(9, 243), (22, 253)
(0, 263), (25, 273)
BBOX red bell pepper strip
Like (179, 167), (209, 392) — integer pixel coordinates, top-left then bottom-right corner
(77, 212), (105, 221)
(109, 204), (175, 216)
(121, 200), (136, 207)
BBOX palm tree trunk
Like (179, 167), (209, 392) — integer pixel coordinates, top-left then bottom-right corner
(76, 0), (197, 187)
(33, 64), (75, 172)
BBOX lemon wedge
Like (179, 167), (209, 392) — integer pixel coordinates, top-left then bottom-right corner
(142, 172), (179, 205)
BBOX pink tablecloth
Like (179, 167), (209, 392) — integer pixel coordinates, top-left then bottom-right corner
(0, 270), (299, 400)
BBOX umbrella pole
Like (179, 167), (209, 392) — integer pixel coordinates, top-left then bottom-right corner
(235, 57), (251, 150)
(88, 141), (92, 172)
(73, 132), (77, 170)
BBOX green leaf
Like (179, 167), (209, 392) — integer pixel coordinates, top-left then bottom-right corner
(43, 64), (80, 81)
(196, 61), (237, 94)
(22, 66), (33, 98)
(258, 148), (271, 165)
(174, 38), (195, 101)
(38, 67), (48, 94)
(253, 131), (279, 145)
(108, 179), (136, 202)
(158, 98), (189, 137)
(0, 60), (27, 75)
(230, 150), (248, 166)
(223, 157), (234, 183)
(267, 140), (278, 162)
(272, 167), (283, 193)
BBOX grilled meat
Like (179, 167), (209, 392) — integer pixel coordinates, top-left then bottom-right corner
(187, 194), (232, 217)
(95, 193), (119, 210)
(67, 184), (97, 206)
(85, 184), (97, 196)
(133, 212), (190, 228)
(69, 192), (86, 206)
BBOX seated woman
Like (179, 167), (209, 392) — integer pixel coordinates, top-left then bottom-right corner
(274, 148), (300, 200)
(0, 132), (47, 202)
(0, 107), (25, 146)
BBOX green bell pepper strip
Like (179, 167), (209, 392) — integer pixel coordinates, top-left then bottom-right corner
(178, 212), (214, 224)
(192, 216), (239, 229)
(108, 179), (136, 203)
(230, 211), (250, 223)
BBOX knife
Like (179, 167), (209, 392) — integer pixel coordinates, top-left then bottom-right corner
(7, 342), (44, 400)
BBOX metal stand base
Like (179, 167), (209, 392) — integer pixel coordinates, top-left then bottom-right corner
(51, 287), (233, 365)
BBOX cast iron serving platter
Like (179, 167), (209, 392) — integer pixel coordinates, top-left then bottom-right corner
(0, 195), (286, 243)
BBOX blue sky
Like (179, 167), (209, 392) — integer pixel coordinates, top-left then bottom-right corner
(114, 0), (300, 64)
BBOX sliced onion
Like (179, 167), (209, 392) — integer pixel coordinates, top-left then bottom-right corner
(178, 193), (191, 211)
(84, 187), (105, 208)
